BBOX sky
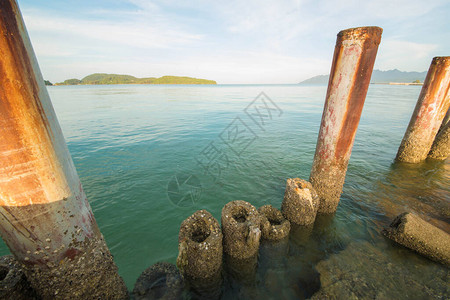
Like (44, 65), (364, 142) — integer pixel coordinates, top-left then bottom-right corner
(17, 0), (450, 84)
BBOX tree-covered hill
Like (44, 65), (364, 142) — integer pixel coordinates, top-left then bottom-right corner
(55, 73), (216, 85)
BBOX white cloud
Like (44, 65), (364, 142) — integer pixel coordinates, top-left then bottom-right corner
(375, 40), (438, 71)
(19, 0), (449, 83)
(23, 10), (203, 53)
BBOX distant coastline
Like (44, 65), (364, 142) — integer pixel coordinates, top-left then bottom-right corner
(46, 73), (217, 86)
(298, 69), (427, 85)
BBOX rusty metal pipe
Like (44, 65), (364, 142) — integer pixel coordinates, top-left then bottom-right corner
(309, 26), (382, 213)
(396, 57), (450, 163)
(427, 120), (450, 160)
(0, 1), (127, 298)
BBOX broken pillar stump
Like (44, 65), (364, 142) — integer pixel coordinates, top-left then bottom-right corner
(382, 212), (450, 266)
(222, 200), (261, 285)
(282, 178), (320, 226)
(258, 205), (290, 271)
(177, 210), (222, 299)
(133, 262), (184, 300)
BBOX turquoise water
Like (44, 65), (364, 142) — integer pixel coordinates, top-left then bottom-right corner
(0, 84), (448, 298)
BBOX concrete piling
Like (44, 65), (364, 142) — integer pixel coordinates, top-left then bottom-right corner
(259, 205), (291, 242)
(222, 201), (261, 285)
(0, 1), (127, 298)
(258, 205), (290, 272)
(382, 212), (450, 266)
(221, 201), (261, 259)
(282, 178), (320, 225)
(310, 26), (383, 213)
(396, 57), (450, 163)
(133, 262), (184, 300)
(177, 210), (223, 299)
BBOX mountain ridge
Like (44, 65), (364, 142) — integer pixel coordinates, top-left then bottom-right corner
(299, 69), (427, 85)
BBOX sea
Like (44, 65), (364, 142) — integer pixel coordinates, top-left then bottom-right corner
(0, 84), (448, 299)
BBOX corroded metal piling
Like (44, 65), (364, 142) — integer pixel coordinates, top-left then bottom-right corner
(310, 26), (383, 213)
(0, 1), (127, 298)
(428, 108), (450, 160)
(396, 57), (450, 163)
(427, 121), (450, 160)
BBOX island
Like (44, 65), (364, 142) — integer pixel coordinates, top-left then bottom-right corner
(54, 73), (217, 85)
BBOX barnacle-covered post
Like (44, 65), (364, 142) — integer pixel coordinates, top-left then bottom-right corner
(0, 1), (127, 298)
(397, 57), (450, 163)
(282, 178), (320, 225)
(177, 210), (223, 299)
(221, 200), (261, 285)
(310, 26), (383, 213)
(258, 205), (290, 272)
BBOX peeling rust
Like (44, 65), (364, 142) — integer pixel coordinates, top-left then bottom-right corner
(310, 26), (382, 213)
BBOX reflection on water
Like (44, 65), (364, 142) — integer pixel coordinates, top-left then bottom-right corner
(0, 84), (447, 299)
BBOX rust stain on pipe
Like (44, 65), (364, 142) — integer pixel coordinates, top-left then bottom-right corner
(396, 57), (450, 163)
(0, 0), (97, 263)
(310, 27), (382, 213)
(0, 0), (67, 206)
(0, 2), (128, 298)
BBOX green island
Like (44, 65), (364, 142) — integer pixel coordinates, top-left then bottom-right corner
(52, 73), (217, 85)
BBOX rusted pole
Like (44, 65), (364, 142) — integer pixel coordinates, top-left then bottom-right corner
(309, 26), (382, 213)
(396, 57), (450, 163)
(427, 120), (450, 160)
(0, 1), (127, 299)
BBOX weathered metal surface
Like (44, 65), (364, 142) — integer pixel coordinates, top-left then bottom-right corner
(0, 1), (127, 298)
(396, 57), (450, 163)
(0, 0), (95, 266)
(310, 27), (382, 213)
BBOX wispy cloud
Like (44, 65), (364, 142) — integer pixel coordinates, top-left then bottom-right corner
(18, 0), (450, 83)
(375, 40), (439, 71)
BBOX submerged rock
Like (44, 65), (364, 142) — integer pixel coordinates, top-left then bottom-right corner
(382, 212), (450, 266)
(282, 178), (319, 226)
(133, 262), (183, 300)
(312, 241), (449, 299)
(0, 255), (38, 300)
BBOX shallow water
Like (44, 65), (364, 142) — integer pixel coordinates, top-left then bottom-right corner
(0, 84), (448, 298)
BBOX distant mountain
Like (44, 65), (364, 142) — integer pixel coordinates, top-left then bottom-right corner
(299, 69), (427, 85)
(55, 73), (217, 85)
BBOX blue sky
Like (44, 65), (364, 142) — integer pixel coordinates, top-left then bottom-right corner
(18, 0), (450, 84)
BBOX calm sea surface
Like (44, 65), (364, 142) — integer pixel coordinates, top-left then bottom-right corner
(1, 84), (448, 298)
